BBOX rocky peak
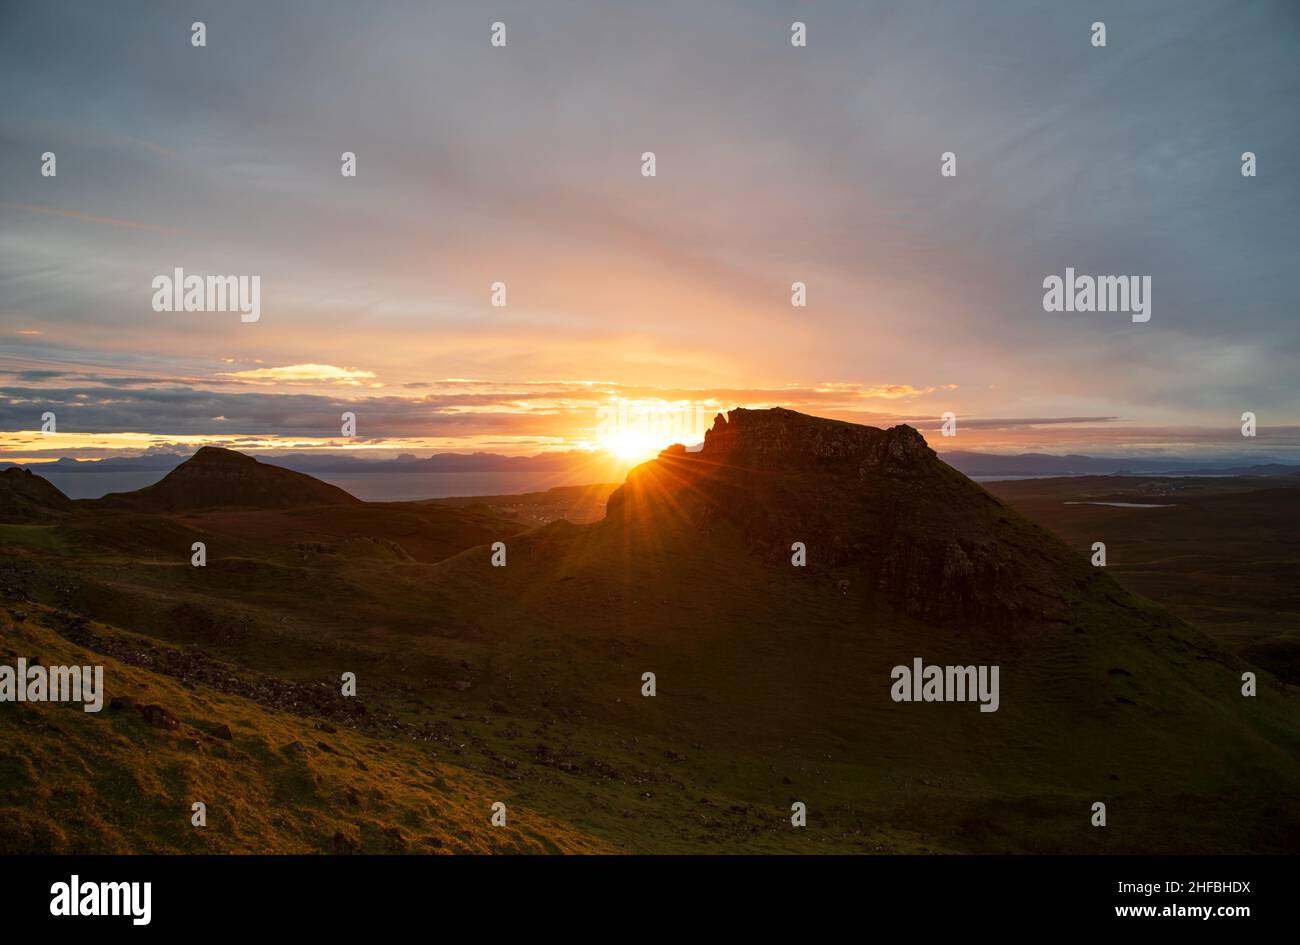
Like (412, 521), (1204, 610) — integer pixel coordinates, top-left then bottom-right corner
(699, 407), (935, 472)
(611, 407), (1092, 627)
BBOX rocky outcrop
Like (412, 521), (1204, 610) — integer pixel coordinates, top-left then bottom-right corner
(701, 407), (934, 471)
(607, 407), (1093, 627)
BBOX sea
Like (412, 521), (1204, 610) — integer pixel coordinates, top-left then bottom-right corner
(37, 470), (589, 502)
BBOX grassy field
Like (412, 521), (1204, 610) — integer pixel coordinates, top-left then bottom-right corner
(987, 475), (1300, 684)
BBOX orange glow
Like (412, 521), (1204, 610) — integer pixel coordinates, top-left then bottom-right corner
(598, 428), (672, 463)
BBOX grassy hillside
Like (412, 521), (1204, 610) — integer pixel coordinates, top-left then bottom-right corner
(0, 607), (610, 854)
(3, 421), (1299, 854)
(987, 475), (1300, 684)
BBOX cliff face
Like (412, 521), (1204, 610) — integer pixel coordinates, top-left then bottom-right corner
(607, 408), (1098, 626)
(700, 407), (934, 469)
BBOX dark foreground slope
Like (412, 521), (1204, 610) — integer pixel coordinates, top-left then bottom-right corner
(2, 412), (1298, 853)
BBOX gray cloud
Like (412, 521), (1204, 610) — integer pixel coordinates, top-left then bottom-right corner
(1, 0), (1296, 440)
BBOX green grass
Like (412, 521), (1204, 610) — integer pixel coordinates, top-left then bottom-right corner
(0, 523), (66, 553)
(3, 464), (1299, 853)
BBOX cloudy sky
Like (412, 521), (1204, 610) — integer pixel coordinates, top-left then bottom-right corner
(2, 0), (1297, 463)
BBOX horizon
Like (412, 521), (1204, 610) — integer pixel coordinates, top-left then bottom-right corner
(8, 405), (1299, 507)
(3, 1), (1299, 467)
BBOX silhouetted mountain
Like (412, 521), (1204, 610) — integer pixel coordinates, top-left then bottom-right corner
(0, 466), (73, 521)
(9, 445), (1296, 484)
(266, 449), (601, 474)
(940, 450), (1300, 478)
(0, 448), (615, 486)
(90, 446), (361, 511)
(0, 453), (187, 474)
(608, 408), (1088, 624)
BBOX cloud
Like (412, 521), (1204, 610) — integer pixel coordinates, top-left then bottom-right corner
(0, 0), (1296, 450)
(216, 363), (379, 385)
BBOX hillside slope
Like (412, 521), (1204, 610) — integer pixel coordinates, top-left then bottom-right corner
(0, 605), (611, 854)
(422, 408), (1300, 851)
(3, 411), (1298, 853)
(0, 467), (73, 522)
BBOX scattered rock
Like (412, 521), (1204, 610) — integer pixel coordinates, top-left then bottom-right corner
(332, 831), (359, 855)
(138, 704), (179, 730)
(212, 723), (233, 740)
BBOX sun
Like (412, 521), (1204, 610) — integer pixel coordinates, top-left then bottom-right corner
(600, 429), (668, 463)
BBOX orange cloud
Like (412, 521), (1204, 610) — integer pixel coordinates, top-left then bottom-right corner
(216, 363), (379, 386)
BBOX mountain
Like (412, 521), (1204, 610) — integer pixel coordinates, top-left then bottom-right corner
(940, 450), (1300, 478)
(265, 449), (606, 474)
(0, 448), (607, 478)
(0, 453), (188, 474)
(12, 445), (1297, 486)
(0, 466), (74, 521)
(426, 407), (1300, 850)
(607, 408), (1089, 624)
(90, 446), (362, 512)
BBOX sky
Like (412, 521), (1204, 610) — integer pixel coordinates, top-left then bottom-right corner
(2, 0), (1298, 465)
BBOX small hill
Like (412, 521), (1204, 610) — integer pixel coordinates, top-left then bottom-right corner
(0, 467), (74, 522)
(91, 447), (361, 512)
